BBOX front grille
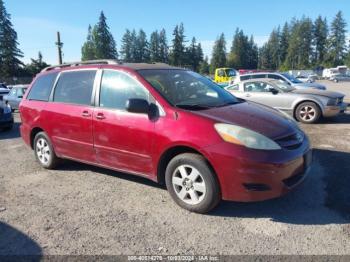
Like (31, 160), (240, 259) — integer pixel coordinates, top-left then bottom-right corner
(275, 132), (304, 150)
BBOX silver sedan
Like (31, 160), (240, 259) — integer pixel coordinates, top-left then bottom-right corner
(225, 79), (347, 123)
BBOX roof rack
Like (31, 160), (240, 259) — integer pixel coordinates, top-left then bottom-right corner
(41, 59), (121, 72)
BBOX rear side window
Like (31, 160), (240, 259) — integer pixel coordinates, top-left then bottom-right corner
(268, 74), (282, 80)
(53, 70), (96, 106)
(27, 72), (58, 101)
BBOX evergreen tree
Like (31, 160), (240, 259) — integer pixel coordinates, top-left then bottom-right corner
(135, 29), (150, 62)
(0, 0), (23, 78)
(279, 22), (289, 65)
(258, 44), (272, 69)
(170, 23), (186, 66)
(81, 25), (96, 61)
(210, 33), (227, 73)
(327, 11), (347, 66)
(313, 16), (328, 65)
(186, 37), (203, 71)
(247, 35), (258, 69)
(150, 30), (161, 62)
(199, 56), (210, 75)
(266, 28), (281, 69)
(120, 29), (133, 62)
(130, 29), (138, 62)
(25, 52), (49, 76)
(159, 29), (169, 63)
(92, 11), (118, 59)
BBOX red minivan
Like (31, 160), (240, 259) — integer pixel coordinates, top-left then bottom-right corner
(20, 61), (312, 213)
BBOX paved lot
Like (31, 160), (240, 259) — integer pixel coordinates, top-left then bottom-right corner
(1, 111), (350, 255)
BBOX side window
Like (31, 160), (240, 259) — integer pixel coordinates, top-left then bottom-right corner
(240, 75), (249, 81)
(53, 70), (96, 105)
(217, 69), (225, 77)
(251, 74), (265, 79)
(27, 72), (58, 101)
(227, 84), (239, 91)
(10, 89), (17, 97)
(99, 70), (149, 110)
(268, 74), (281, 80)
(244, 82), (270, 92)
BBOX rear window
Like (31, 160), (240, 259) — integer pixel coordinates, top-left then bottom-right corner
(27, 72), (58, 101)
(53, 70), (96, 106)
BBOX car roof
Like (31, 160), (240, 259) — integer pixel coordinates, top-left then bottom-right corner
(41, 60), (182, 73)
(240, 78), (277, 83)
(240, 72), (280, 77)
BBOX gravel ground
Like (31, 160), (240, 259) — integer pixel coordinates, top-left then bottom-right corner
(0, 110), (350, 256)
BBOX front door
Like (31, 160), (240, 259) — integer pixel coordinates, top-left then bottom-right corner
(93, 69), (155, 176)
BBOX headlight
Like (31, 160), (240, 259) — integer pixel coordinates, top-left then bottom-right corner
(214, 124), (281, 150)
(327, 98), (338, 106)
(3, 104), (11, 114)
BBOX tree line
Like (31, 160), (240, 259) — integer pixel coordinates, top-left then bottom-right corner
(1, 0), (350, 84)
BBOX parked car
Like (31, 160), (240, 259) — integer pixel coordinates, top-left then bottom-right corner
(329, 73), (350, 83)
(0, 84), (10, 101)
(20, 60), (312, 213)
(214, 68), (237, 84)
(233, 72), (327, 90)
(0, 101), (14, 131)
(226, 79), (346, 123)
(295, 75), (314, 83)
(3, 85), (28, 111)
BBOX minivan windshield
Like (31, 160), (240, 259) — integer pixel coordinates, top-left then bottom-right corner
(139, 69), (240, 110)
(225, 69), (237, 77)
(282, 73), (303, 84)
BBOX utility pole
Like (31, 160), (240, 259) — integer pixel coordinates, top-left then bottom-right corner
(56, 31), (63, 64)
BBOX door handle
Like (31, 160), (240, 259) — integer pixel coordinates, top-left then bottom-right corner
(245, 94), (251, 97)
(96, 113), (106, 120)
(82, 111), (91, 117)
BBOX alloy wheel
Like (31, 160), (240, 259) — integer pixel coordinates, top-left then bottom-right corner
(36, 138), (51, 165)
(299, 106), (316, 122)
(172, 164), (206, 205)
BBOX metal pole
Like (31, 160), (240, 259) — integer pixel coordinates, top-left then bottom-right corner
(56, 32), (63, 64)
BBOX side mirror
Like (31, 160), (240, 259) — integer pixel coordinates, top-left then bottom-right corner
(126, 98), (150, 114)
(270, 88), (279, 95)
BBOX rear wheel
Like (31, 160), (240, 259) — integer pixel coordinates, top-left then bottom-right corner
(165, 153), (220, 213)
(295, 102), (321, 124)
(33, 132), (60, 169)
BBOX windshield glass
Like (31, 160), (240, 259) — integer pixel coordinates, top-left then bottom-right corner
(270, 80), (296, 92)
(225, 69), (237, 77)
(138, 69), (240, 109)
(282, 73), (303, 84)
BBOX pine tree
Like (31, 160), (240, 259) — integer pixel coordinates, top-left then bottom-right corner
(186, 37), (203, 71)
(247, 35), (258, 69)
(266, 28), (281, 69)
(279, 22), (289, 65)
(135, 29), (150, 62)
(130, 29), (138, 62)
(120, 29), (133, 62)
(150, 30), (161, 62)
(81, 25), (96, 61)
(313, 16), (328, 65)
(199, 56), (210, 75)
(327, 11), (347, 66)
(92, 11), (118, 60)
(210, 33), (227, 73)
(170, 23), (186, 66)
(0, 0), (23, 78)
(159, 29), (169, 63)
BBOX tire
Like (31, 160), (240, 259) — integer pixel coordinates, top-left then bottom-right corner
(33, 132), (60, 169)
(165, 153), (220, 213)
(295, 102), (321, 124)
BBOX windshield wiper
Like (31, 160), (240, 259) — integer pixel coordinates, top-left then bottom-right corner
(175, 103), (212, 110)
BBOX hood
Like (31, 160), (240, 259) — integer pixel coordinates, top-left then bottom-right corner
(294, 82), (326, 89)
(291, 89), (344, 99)
(191, 101), (297, 140)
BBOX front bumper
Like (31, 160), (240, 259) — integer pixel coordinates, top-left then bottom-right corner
(0, 113), (14, 128)
(204, 136), (311, 202)
(323, 102), (347, 117)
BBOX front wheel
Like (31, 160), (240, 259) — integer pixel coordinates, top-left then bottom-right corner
(33, 132), (60, 169)
(165, 153), (220, 213)
(295, 102), (321, 124)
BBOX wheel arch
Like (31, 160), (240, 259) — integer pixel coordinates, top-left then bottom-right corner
(30, 127), (45, 149)
(156, 145), (219, 187)
(293, 99), (323, 119)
